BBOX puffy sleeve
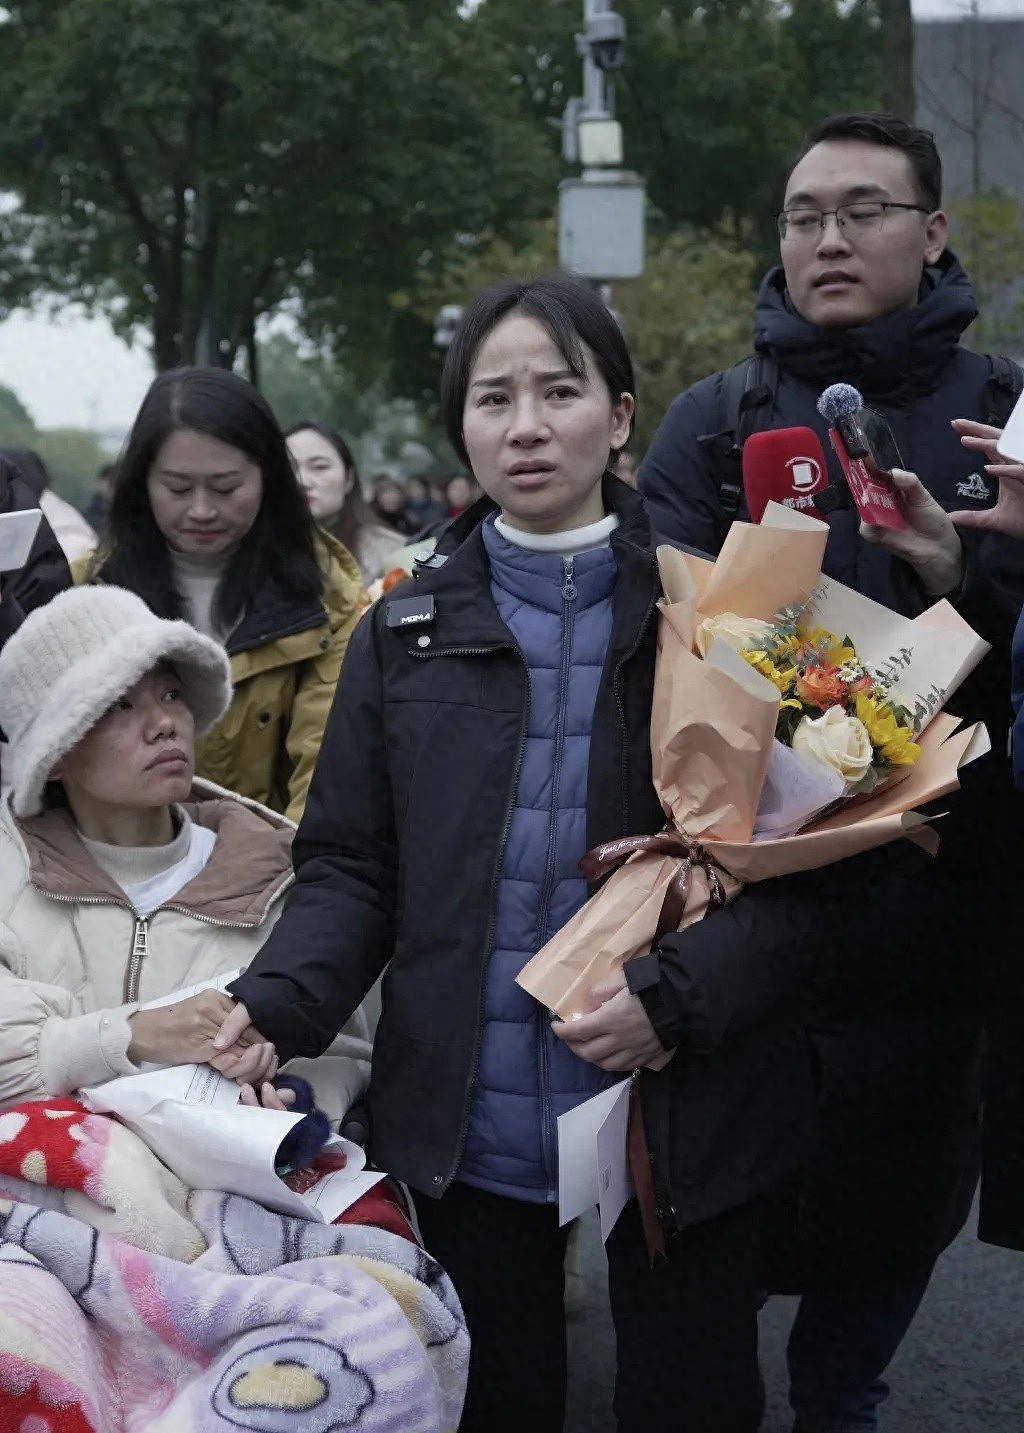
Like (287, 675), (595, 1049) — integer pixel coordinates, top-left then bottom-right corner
(0, 918), (138, 1104)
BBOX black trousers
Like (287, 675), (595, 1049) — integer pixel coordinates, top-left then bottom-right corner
(415, 1181), (766, 1433)
(412, 1181), (572, 1433)
(605, 1197), (766, 1433)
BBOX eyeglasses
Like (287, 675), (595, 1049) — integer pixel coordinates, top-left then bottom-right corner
(776, 201), (930, 242)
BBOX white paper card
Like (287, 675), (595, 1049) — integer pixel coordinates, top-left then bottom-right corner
(82, 1063), (384, 1222)
(557, 1079), (633, 1238)
(137, 968), (242, 1012)
(0, 508), (42, 574)
(596, 1079), (634, 1241)
(996, 387), (1024, 464)
(558, 1081), (624, 1225)
(802, 576), (988, 723)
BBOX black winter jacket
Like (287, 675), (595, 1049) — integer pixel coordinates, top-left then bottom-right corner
(0, 461), (70, 651)
(641, 253), (1023, 1280)
(231, 480), (955, 1239)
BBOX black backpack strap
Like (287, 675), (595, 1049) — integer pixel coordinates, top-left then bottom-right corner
(698, 354), (777, 543)
(983, 354), (1024, 427)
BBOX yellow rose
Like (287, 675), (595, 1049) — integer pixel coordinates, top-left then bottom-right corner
(696, 612), (775, 658)
(792, 705), (873, 782)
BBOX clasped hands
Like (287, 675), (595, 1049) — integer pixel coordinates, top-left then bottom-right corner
(213, 971), (665, 1078)
(127, 991), (293, 1110)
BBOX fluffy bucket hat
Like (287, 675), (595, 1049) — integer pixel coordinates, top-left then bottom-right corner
(0, 585), (232, 817)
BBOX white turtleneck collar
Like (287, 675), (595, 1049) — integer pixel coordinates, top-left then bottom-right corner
(493, 511), (619, 559)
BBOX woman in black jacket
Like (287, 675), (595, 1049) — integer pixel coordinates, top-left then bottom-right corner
(0, 456), (69, 652)
(210, 274), (951, 1433)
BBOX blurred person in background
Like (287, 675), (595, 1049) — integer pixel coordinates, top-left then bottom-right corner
(0, 447), (97, 564)
(404, 474), (447, 531)
(83, 462), (116, 543)
(444, 471), (475, 519)
(285, 420), (404, 585)
(371, 473), (417, 535)
(0, 454), (69, 656)
(76, 368), (362, 823)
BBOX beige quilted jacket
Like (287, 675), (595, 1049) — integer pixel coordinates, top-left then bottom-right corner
(0, 780), (375, 1121)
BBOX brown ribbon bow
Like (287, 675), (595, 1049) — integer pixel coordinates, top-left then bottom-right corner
(580, 827), (728, 942)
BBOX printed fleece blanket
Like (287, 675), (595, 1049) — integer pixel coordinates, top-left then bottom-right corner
(0, 1099), (468, 1432)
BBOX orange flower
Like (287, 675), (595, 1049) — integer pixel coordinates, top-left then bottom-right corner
(851, 674), (876, 696)
(381, 567), (408, 593)
(796, 665), (848, 711)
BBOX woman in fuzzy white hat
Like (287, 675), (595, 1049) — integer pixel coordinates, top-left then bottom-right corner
(0, 584), (373, 1119)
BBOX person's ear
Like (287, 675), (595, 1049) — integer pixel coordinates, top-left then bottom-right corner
(924, 210), (948, 266)
(610, 393), (634, 452)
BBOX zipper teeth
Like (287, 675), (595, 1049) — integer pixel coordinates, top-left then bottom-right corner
(536, 559), (576, 1195)
(412, 639), (530, 1191)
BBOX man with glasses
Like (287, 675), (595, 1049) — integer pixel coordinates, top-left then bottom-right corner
(641, 112), (1024, 1432)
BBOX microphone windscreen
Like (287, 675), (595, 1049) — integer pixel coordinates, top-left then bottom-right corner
(817, 383), (863, 426)
(741, 426), (830, 522)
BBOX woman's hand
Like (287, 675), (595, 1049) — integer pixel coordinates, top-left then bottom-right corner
(950, 419), (1024, 538)
(128, 991), (279, 1084)
(859, 468), (964, 595)
(551, 971), (663, 1071)
(238, 1081), (298, 1111)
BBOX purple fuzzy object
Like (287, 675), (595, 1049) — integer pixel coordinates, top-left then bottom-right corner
(817, 382), (863, 425)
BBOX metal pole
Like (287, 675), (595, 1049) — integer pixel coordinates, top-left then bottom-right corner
(582, 0), (613, 120)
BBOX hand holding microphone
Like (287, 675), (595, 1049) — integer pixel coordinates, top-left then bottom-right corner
(859, 469), (965, 595)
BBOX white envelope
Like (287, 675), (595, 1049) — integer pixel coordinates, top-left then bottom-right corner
(82, 1063), (384, 1222)
(557, 1079), (634, 1240)
(0, 508), (42, 574)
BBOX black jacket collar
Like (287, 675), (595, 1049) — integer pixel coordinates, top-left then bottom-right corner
(397, 475), (658, 653)
(753, 249), (979, 403)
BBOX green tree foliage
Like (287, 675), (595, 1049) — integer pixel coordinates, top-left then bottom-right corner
(417, 219), (755, 452)
(0, 384), (35, 436)
(948, 189), (1024, 353)
(468, 0), (883, 241)
(0, 1), (556, 374)
(0, 379), (108, 510)
(259, 332), (450, 476)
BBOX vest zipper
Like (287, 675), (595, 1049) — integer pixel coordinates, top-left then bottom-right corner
(536, 557), (577, 1199)
(410, 640), (532, 1194)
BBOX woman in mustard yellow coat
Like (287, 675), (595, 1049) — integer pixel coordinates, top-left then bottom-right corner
(76, 367), (363, 822)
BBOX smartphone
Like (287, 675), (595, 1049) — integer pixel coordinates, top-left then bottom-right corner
(0, 507), (42, 574)
(996, 387), (1024, 464)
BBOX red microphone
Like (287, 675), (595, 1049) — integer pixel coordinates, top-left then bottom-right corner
(741, 427), (831, 522)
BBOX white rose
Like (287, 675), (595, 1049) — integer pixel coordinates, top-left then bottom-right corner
(792, 705), (873, 782)
(695, 612), (775, 658)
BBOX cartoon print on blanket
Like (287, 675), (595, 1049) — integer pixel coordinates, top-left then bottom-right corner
(0, 1101), (469, 1432)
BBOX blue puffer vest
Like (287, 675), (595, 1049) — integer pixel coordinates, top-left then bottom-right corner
(457, 517), (619, 1201)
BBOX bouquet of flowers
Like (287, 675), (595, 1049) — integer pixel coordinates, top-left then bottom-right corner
(516, 503), (991, 1051)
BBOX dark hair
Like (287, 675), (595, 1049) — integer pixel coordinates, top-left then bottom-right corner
(100, 367), (322, 629)
(791, 112), (942, 213)
(0, 447), (50, 500)
(440, 272), (636, 469)
(283, 419), (381, 555)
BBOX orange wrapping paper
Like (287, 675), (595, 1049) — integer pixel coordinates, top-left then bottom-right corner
(517, 514), (990, 1053)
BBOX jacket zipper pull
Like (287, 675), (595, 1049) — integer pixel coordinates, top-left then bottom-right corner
(562, 557), (577, 603)
(125, 914), (149, 1003)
